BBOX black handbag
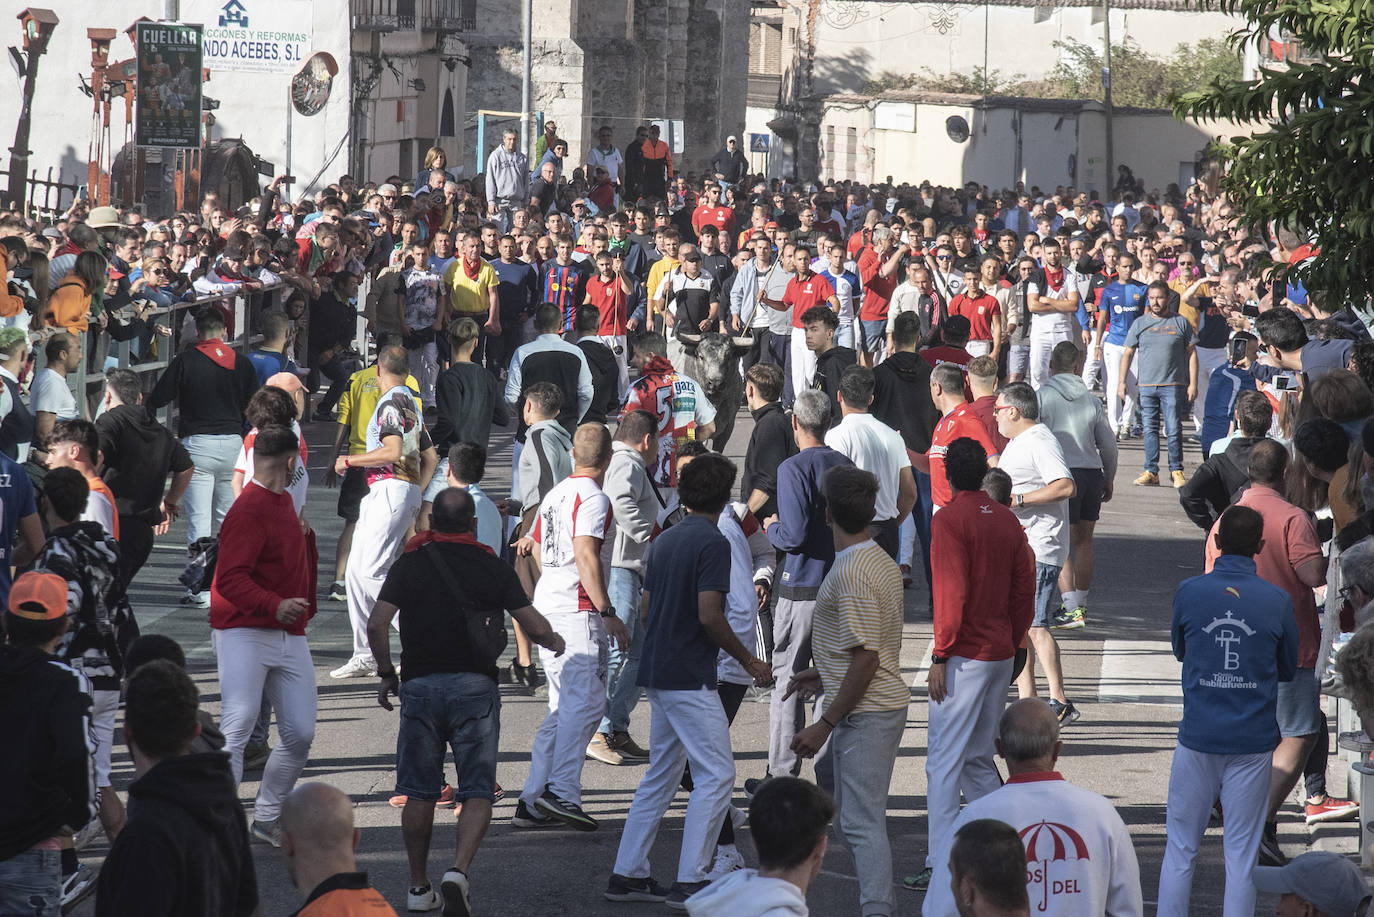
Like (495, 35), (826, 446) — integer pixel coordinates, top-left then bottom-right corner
(421, 544), (509, 665)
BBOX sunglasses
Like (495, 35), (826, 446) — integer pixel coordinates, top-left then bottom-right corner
(936, 255), (952, 261)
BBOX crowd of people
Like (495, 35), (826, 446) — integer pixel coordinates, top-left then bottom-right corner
(2, 124), (1374, 917)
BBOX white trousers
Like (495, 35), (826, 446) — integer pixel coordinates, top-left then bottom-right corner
(1081, 334), (1102, 390)
(408, 341), (439, 407)
(214, 627), (318, 821)
(1156, 745), (1270, 917)
(1103, 341), (1138, 433)
(345, 478), (421, 658)
(790, 331), (818, 403)
(520, 610), (609, 807)
(612, 687), (735, 884)
(1192, 346), (1228, 430)
(965, 340), (992, 357)
(1029, 328), (1073, 389)
(924, 656), (1013, 869)
(596, 334), (630, 397)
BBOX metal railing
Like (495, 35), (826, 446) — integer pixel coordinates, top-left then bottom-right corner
(351, 0), (474, 31)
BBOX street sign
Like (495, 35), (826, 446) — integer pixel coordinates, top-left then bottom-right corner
(749, 133), (770, 153)
(135, 22), (203, 149)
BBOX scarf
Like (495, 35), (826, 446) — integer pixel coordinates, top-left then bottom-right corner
(463, 256), (481, 281)
(194, 338), (238, 370)
(640, 355), (676, 378)
(1044, 266), (1065, 290)
(404, 530), (493, 556)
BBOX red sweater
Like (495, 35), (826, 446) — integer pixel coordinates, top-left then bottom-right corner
(210, 483), (318, 634)
(931, 490), (1035, 660)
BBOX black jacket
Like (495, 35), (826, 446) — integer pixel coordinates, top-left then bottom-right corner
(577, 338), (621, 426)
(871, 351), (939, 453)
(95, 753), (258, 917)
(1179, 435), (1265, 530)
(147, 344), (258, 437)
(812, 346), (858, 427)
(432, 362), (510, 452)
(96, 403), (193, 520)
(0, 646), (95, 861)
(710, 147), (748, 184)
(741, 401), (797, 521)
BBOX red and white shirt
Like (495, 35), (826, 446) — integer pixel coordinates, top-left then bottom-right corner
(531, 474), (613, 613)
(784, 273), (836, 328)
(949, 291), (1001, 341)
(235, 422), (310, 516)
(585, 274), (629, 336)
(927, 405), (1000, 507)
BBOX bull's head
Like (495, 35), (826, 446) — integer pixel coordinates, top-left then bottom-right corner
(692, 333), (740, 399)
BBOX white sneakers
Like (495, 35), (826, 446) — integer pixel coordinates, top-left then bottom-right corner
(329, 656), (378, 679)
(705, 843), (746, 880)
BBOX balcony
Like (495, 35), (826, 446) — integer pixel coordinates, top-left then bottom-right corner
(353, 0), (474, 31)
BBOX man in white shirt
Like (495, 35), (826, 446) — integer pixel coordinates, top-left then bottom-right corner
(32, 332), (82, 454)
(1026, 238), (1080, 389)
(586, 125), (625, 187)
(824, 365), (916, 561)
(994, 381), (1081, 726)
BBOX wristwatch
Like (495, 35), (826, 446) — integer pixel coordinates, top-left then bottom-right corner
(931, 654), (950, 665)
(377, 667), (397, 680)
(597, 607), (616, 619)
(1015, 493), (1025, 508)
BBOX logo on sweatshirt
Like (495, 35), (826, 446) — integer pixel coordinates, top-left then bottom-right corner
(1201, 610), (1258, 682)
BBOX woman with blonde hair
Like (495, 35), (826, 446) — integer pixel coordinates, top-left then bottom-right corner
(414, 145), (455, 190)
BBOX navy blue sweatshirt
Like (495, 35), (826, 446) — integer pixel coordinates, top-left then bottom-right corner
(1172, 553), (1298, 755)
(767, 445), (853, 600)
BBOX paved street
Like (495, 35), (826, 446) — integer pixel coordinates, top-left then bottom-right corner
(72, 406), (1360, 916)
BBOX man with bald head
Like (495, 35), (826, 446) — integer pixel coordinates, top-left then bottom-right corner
(919, 699), (1142, 916)
(280, 782), (397, 915)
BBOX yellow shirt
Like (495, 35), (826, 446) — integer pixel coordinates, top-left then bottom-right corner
(1172, 279), (1211, 331)
(812, 541), (908, 713)
(337, 365), (421, 455)
(646, 256), (680, 317)
(442, 259), (499, 316)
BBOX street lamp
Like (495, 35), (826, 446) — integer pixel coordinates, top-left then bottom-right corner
(6, 7), (59, 212)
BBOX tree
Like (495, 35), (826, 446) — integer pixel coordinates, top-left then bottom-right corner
(1173, 0), (1374, 310)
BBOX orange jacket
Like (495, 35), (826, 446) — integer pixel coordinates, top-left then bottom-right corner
(45, 275), (91, 334)
(640, 138), (674, 179)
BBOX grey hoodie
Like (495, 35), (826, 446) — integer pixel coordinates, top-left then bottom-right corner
(1037, 372), (1118, 479)
(516, 418), (572, 514)
(684, 869), (808, 916)
(604, 441), (659, 572)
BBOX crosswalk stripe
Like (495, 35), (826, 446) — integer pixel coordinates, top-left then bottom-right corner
(1096, 638), (1183, 706)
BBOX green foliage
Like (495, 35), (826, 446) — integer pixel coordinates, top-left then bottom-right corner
(1172, 0), (1374, 310)
(861, 39), (1240, 109)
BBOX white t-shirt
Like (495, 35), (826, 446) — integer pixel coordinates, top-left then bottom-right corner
(532, 473), (613, 613)
(1027, 271), (1078, 338)
(824, 412), (912, 521)
(30, 368), (78, 421)
(999, 423), (1072, 567)
(235, 422), (310, 515)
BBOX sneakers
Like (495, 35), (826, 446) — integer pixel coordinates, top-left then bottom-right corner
(743, 776), (770, 799)
(407, 884), (441, 912)
(900, 563), (913, 589)
(608, 731), (650, 761)
(251, 817), (282, 847)
(61, 864), (98, 910)
(1049, 699), (1081, 725)
(511, 799), (554, 828)
(180, 590), (210, 608)
(1050, 606), (1086, 630)
(1171, 470), (1187, 488)
(666, 880), (710, 911)
(1305, 795), (1359, 824)
(242, 742), (272, 771)
(587, 733), (626, 766)
(534, 789), (598, 831)
(510, 661), (544, 691)
(902, 867), (934, 891)
(328, 581), (347, 602)
(439, 869), (471, 917)
(1258, 825), (1287, 866)
(73, 817), (104, 851)
(392, 784), (456, 809)
(1133, 470), (1159, 486)
(604, 873), (669, 903)
(705, 843), (746, 880)
(330, 655), (378, 679)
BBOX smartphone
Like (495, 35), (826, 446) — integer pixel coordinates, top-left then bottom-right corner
(1228, 337), (1248, 364)
(1241, 302), (1261, 318)
(1273, 372), (1300, 392)
(281, 175), (296, 184)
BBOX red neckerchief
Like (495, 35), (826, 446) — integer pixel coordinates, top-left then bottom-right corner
(973, 228), (988, 242)
(641, 355), (676, 377)
(54, 240), (82, 259)
(193, 338), (238, 370)
(1045, 266), (1065, 289)
(1006, 771), (1065, 785)
(463, 256), (482, 280)
(404, 530), (493, 555)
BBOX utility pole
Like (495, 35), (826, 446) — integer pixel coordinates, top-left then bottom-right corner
(520, 0), (532, 162)
(1102, 0), (1114, 198)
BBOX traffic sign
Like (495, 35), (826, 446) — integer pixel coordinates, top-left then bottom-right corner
(749, 133), (770, 153)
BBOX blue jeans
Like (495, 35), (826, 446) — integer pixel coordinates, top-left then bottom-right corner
(0, 848), (61, 916)
(1138, 384), (1183, 474)
(599, 566), (644, 735)
(396, 672), (501, 802)
(1032, 561), (1063, 628)
(182, 433), (243, 549)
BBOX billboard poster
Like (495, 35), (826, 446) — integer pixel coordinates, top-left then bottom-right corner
(135, 22), (204, 149)
(188, 0), (313, 75)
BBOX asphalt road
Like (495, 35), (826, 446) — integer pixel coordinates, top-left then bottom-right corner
(70, 406), (1362, 916)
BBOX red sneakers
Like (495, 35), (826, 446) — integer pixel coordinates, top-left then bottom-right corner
(1305, 795), (1359, 825)
(390, 783), (456, 809)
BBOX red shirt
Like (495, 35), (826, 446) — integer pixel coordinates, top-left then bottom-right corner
(928, 404), (999, 506)
(858, 248), (899, 321)
(949, 291), (1001, 341)
(692, 205), (736, 237)
(784, 273), (836, 328)
(932, 490), (1035, 661)
(847, 230), (868, 259)
(210, 483), (317, 634)
(585, 274), (629, 336)
(968, 394), (1010, 453)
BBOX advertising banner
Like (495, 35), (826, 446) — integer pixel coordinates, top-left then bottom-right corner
(187, 0), (313, 75)
(135, 22), (204, 149)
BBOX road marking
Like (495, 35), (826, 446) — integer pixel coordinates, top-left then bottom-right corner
(1096, 639), (1182, 706)
(904, 637), (934, 680)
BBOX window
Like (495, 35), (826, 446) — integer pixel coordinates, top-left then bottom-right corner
(441, 87), (455, 137)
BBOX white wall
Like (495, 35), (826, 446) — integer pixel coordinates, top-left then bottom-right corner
(0, 0), (351, 205)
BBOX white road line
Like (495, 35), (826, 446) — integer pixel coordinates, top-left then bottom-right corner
(1096, 638), (1182, 706)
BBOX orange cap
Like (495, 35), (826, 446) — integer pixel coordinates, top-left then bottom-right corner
(8, 572), (69, 621)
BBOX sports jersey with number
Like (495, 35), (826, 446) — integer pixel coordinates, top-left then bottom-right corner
(622, 367), (718, 487)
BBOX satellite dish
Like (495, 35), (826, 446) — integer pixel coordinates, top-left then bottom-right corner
(946, 115), (970, 143)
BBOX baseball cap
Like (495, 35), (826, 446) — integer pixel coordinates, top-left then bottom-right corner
(1253, 852), (1370, 917)
(106, 266), (126, 281)
(266, 371), (305, 393)
(9, 572), (69, 621)
(727, 135), (738, 142)
(764, 221), (779, 230)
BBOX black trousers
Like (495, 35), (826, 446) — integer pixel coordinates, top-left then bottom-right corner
(870, 517), (900, 561)
(118, 514), (157, 585)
